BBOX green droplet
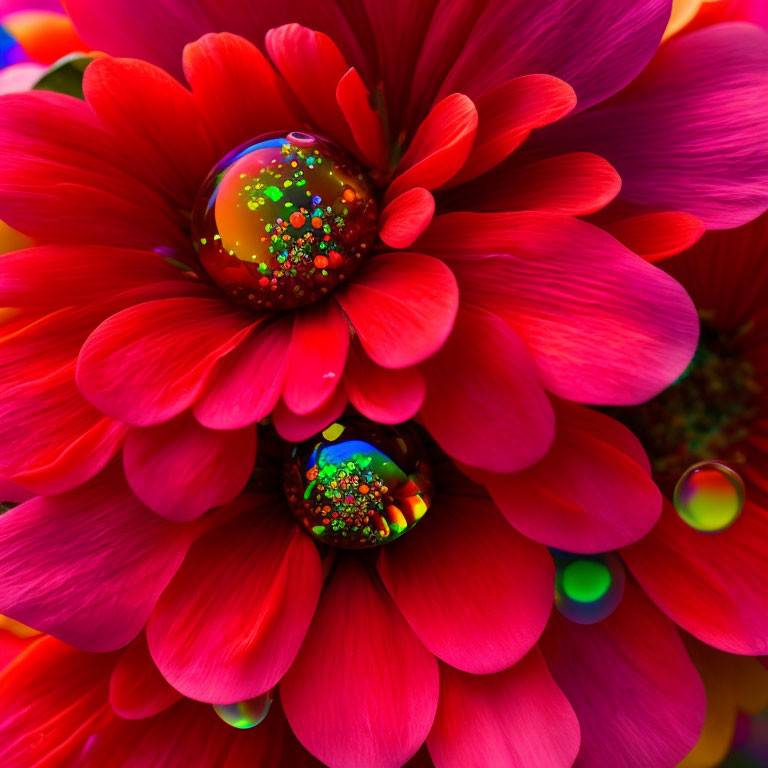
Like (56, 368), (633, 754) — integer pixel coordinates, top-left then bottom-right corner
(561, 560), (612, 603)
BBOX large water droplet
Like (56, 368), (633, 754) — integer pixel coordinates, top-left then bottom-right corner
(673, 461), (744, 532)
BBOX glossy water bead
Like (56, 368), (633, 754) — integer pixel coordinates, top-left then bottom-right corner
(674, 461), (745, 532)
(213, 690), (273, 729)
(554, 551), (625, 625)
(284, 420), (433, 549)
(192, 132), (378, 311)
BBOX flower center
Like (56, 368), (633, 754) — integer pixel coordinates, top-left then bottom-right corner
(192, 132), (379, 311)
(283, 419), (433, 549)
(608, 318), (760, 491)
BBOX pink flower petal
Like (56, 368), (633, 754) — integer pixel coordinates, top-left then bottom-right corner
(77, 297), (254, 427)
(623, 498), (768, 655)
(344, 341), (425, 424)
(386, 94), (478, 203)
(379, 188), (436, 249)
(194, 317), (293, 430)
(266, 24), (354, 149)
(83, 56), (216, 206)
(0, 637), (117, 767)
(602, 211), (706, 262)
(541, 585), (706, 768)
(281, 557), (439, 768)
(282, 301), (349, 415)
(0, 91), (187, 250)
(110, 633), (182, 720)
(448, 75), (576, 186)
(420, 0), (670, 112)
(147, 498), (322, 703)
(0, 465), (195, 651)
(335, 252), (458, 369)
(427, 649), (580, 768)
(420, 305), (554, 472)
(377, 494), (554, 673)
(272, 388), (348, 442)
(421, 212), (699, 405)
(480, 402), (662, 553)
(554, 23), (768, 228)
(336, 66), (388, 170)
(182, 32), (299, 156)
(440, 152), (621, 216)
(123, 413), (257, 522)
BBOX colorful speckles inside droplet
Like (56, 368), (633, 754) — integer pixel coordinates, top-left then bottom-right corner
(554, 551), (625, 625)
(191, 132), (378, 312)
(213, 690), (273, 729)
(284, 420), (433, 549)
(673, 461), (745, 532)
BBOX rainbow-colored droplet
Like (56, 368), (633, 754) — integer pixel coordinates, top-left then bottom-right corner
(673, 461), (745, 532)
(554, 551), (625, 625)
(213, 690), (273, 729)
(192, 131), (378, 312)
(284, 419), (433, 549)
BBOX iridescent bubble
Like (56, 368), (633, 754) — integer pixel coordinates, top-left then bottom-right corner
(213, 690), (273, 729)
(554, 551), (625, 625)
(284, 419), (433, 549)
(192, 132), (378, 312)
(673, 461), (745, 532)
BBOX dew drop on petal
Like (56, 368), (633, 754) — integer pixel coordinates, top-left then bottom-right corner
(673, 461), (745, 532)
(213, 690), (273, 729)
(192, 132), (378, 312)
(554, 551), (625, 625)
(283, 419), (433, 549)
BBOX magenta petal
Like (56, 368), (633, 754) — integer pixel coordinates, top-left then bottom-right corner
(282, 557), (439, 768)
(0, 465), (194, 651)
(123, 413), (257, 522)
(110, 633), (182, 719)
(420, 305), (554, 472)
(623, 499), (768, 655)
(335, 252), (458, 369)
(427, 649), (580, 768)
(541, 585), (706, 768)
(194, 318), (293, 430)
(378, 495), (554, 674)
(76, 297), (254, 427)
(554, 23), (768, 228)
(481, 402), (662, 553)
(146, 499), (321, 703)
(422, 212), (699, 405)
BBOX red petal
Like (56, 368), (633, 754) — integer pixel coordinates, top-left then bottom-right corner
(272, 388), (348, 442)
(481, 402), (661, 553)
(379, 188), (436, 249)
(183, 32), (299, 155)
(123, 413), (257, 521)
(282, 301), (349, 415)
(77, 297), (254, 427)
(420, 305), (554, 472)
(110, 632), (182, 719)
(623, 498), (768, 655)
(281, 557), (439, 768)
(147, 499), (321, 703)
(344, 341), (425, 424)
(420, 212), (699, 405)
(83, 57), (216, 206)
(0, 637), (115, 767)
(448, 75), (576, 186)
(336, 66), (388, 169)
(378, 495), (554, 673)
(386, 94), (478, 202)
(427, 649), (580, 768)
(336, 252), (458, 369)
(541, 585), (706, 768)
(602, 211), (706, 262)
(194, 318), (293, 430)
(0, 465), (195, 651)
